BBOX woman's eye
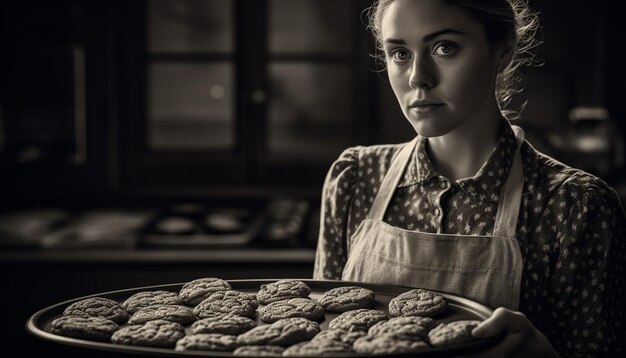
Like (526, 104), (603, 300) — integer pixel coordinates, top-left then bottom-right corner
(433, 42), (457, 56)
(390, 49), (411, 62)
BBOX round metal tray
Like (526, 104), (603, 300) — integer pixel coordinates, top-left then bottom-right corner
(26, 279), (503, 357)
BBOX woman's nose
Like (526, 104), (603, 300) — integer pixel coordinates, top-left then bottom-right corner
(408, 56), (435, 90)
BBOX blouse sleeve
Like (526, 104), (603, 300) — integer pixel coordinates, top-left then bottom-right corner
(545, 175), (626, 356)
(313, 147), (360, 280)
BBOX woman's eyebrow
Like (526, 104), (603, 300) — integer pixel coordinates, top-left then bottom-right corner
(384, 29), (466, 45)
(423, 28), (466, 42)
(384, 38), (407, 45)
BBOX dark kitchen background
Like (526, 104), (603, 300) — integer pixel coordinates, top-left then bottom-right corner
(1, 0), (625, 355)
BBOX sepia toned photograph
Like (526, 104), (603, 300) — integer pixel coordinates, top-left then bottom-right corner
(1, 0), (624, 356)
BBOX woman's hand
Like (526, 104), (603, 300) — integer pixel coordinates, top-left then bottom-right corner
(469, 307), (559, 358)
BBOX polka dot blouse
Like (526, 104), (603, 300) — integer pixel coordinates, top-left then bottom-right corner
(313, 123), (626, 356)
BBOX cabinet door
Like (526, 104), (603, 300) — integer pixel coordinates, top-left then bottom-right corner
(259, 0), (373, 185)
(121, 0), (247, 188)
(120, 0), (374, 191)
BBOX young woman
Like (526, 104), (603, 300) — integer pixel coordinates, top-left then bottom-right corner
(314, 0), (625, 356)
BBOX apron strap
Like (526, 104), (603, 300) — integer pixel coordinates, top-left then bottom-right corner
(492, 125), (525, 238)
(367, 137), (419, 221)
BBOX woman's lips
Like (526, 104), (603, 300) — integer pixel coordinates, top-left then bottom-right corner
(409, 103), (444, 113)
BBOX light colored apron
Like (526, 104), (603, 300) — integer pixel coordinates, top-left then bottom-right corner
(342, 125), (525, 310)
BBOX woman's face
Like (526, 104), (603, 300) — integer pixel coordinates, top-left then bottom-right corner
(381, 0), (504, 137)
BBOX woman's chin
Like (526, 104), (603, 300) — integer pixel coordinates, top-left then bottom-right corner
(408, 118), (453, 138)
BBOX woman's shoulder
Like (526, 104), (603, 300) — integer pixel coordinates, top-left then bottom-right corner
(324, 142), (410, 192)
(335, 142), (407, 163)
(328, 142), (408, 174)
(522, 142), (622, 209)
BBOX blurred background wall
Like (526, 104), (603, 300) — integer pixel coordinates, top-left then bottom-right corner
(1, 0), (625, 205)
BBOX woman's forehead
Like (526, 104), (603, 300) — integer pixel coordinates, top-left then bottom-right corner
(380, 0), (482, 42)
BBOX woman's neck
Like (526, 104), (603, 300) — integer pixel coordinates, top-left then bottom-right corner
(425, 115), (505, 182)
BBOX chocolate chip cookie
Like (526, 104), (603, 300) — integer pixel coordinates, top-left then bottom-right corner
(111, 319), (185, 348)
(192, 314), (256, 335)
(388, 289), (448, 317)
(63, 297), (128, 324)
(236, 317), (320, 347)
(311, 328), (366, 345)
(282, 340), (353, 356)
(179, 277), (232, 306)
(122, 291), (182, 314)
(194, 290), (259, 318)
(127, 304), (196, 325)
(233, 345), (285, 356)
(427, 320), (481, 347)
(259, 298), (324, 323)
(317, 286), (375, 313)
(175, 333), (239, 351)
(353, 334), (429, 354)
(257, 280), (311, 304)
(328, 309), (388, 332)
(49, 315), (119, 342)
(368, 316), (436, 340)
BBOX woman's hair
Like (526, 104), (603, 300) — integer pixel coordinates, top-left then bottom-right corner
(366, 0), (541, 120)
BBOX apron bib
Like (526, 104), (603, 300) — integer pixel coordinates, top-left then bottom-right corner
(342, 125), (525, 310)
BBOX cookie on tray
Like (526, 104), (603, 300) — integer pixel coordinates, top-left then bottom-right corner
(257, 280), (311, 304)
(388, 289), (447, 317)
(311, 328), (366, 345)
(427, 320), (481, 347)
(317, 286), (375, 313)
(49, 315), (119, 342)
(179, 277), (232, 306)
(111, 319), (185, 348)
(122, 291), (182, 314)
(259, 298), (324, 323)
(353, 334), (429, 354)
(236, 317), (320, 347)
(194, 290), (259, 318)
(368, 316), (437, 340)
(282, 340), (353, 356)
(127, 304), (196, 325)
(63, 297), (128, 324)
(233, 345), (285, 357)
(192, 314), (256, 335)
(175, 333), (239, 352)
(328, 308), (388, 332)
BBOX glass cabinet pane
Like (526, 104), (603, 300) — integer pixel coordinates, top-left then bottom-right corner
(269, 0), (353, 55)
(268, 63), (354, 157)
(148, 0), (234, 53)
(148, 63), (234, 150)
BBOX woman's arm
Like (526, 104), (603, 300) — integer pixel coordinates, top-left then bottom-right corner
(313, 147), (359, 280)
(541, 177), (626, 356)
(473, 175), (626, 357)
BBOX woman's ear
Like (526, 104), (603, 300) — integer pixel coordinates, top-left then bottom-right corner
(497, 38), (515, 73)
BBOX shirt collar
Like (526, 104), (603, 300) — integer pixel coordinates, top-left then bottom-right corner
(396, 135), (436, 188)
(404, 121), (518, 204)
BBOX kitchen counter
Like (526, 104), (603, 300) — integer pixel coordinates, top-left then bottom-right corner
(0, 247), (316, 264)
